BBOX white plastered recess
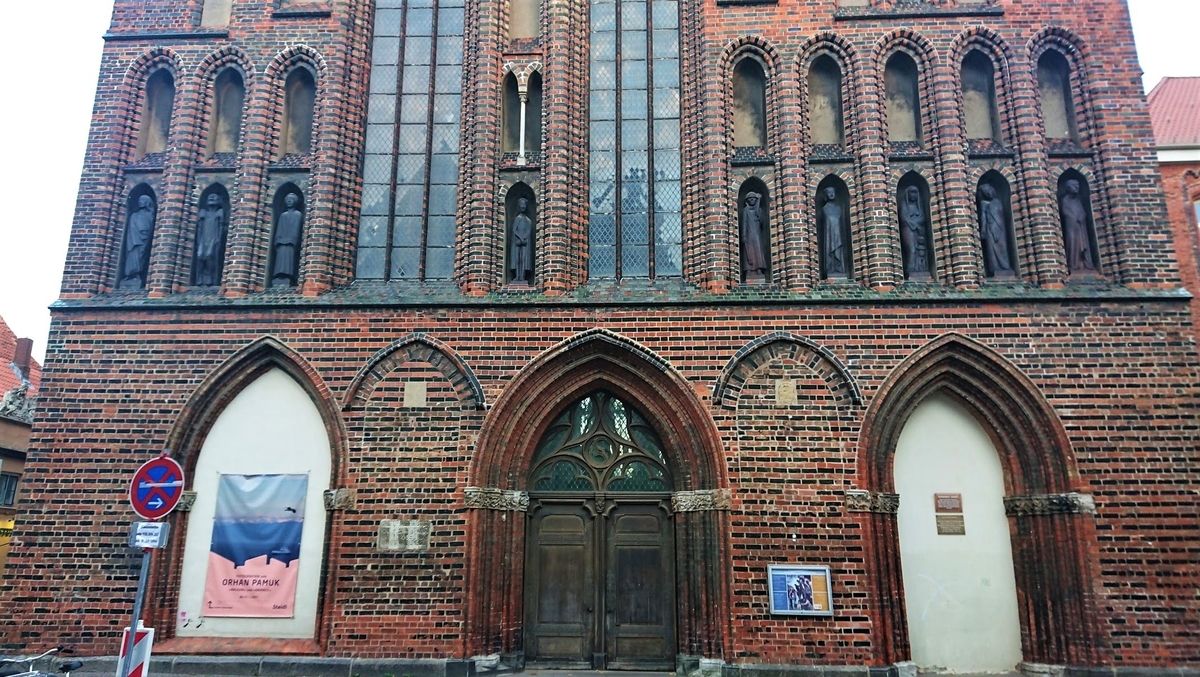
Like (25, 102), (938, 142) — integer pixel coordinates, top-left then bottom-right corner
(176, 368), (331, 638)
(894, 393), (1022, 674)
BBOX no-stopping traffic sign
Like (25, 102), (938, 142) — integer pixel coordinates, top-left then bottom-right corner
(129, 455), (186, 520)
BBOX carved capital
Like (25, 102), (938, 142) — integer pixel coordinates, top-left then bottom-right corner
(464, 486), (529, 512)
(671, 488), (732, 513)
(323, 487), (356, 511)
(845, 489), (900, 514)
(175, 491), (198, 512)
(1004, 492), (1096, 517)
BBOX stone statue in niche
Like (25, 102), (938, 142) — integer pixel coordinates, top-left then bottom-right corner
(271, 192), (304, 287)
(194, 192), (227, 286)
(741, 192), (768, 281)
(899, 185), (929, 277)
(820, 186), (847, 277)
(977, 183), (1014, 277)
(1059, 178), (1096, 273)
(120, 194), (156, 289)
(509, 197), (534, 283)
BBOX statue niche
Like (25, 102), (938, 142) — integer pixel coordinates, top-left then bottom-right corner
(897, 174), (933, 279)
(119, 186), (158, 289)
(817, 177), (851, 279)
(193, 185), (229, 286)
(506, 184), (536, 284)
(1057, 172), (1099, 275)
(270, 186), (305, 287)
(739, 180), (770, 282)
(977, 173), (1017, 278)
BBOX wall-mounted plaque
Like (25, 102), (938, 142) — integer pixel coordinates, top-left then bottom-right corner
(934, 493), (963, 513)
(775, 379), (797, 405)
(404, 381), (428, 408)
(767, 565), (834, 616)
(936, 514), (966, 536)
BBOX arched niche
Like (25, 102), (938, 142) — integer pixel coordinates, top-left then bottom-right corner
(884, 52), (922, 145)
(808, 55), (845, 147)
(508, 0), (540, 40)
(976, 171), (1017, 278)
(897, 171), (934, 279)
(136, 69), (176, 159)
(525, 71), (543, 155)
(961, 50), (1002, 142)
(816, 175), (851, 279)
(895, 394), (1023, 672)
(207, 67), (245, 158)
(505, 182), (536, 284)
(279, 66), (316, 157)
(269, 183), (305, 287)
(738, 177), (771, 282)
(193, 183), (230, 287)
(1037, 50), (1080, 142)
(1056, 170), (1100, 276)
(118, 184), (158, 289)
(502, 73), (521, 153)
(174, 367), (332, 640)
(732, 57), (768, 149)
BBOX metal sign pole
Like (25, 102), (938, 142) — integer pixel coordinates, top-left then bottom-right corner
(118, 548), (152, 677)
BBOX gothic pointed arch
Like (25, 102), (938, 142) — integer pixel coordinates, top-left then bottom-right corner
(465, 328), (729, 661)
(148, 335), (347, 649)
(856, 333), (1102, 667)
(165, 335), (347, 478)
(342, 333), (485, 410)
(713, 331), (862, 408)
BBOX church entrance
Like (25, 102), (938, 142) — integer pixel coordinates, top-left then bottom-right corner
(523, 391), (676, 671)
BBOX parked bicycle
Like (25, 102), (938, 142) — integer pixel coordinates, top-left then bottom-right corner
(0, 647), (83, 677)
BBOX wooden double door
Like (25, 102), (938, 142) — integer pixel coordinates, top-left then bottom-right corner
(524, 497), (676, 670)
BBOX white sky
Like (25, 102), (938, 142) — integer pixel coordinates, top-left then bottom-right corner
(0, 0), (1198, 363)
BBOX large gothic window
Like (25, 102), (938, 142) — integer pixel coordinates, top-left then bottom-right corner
(357, 0), (465, 280)
(529, 392), (672, 492)
(588, 0), (682, 279)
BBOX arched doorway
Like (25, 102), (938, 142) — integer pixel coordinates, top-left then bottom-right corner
(465, 329), (729, 668)
(894, 393), (1022, 672)
(858, 334), (1104, 667)
(525, 391), (676, 670)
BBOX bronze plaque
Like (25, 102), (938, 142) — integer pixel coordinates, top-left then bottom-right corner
(934, 493), (963, 513)
(936, 514), (966, 535)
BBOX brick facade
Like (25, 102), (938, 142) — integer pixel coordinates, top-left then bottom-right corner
(2, 0), (1198, 673)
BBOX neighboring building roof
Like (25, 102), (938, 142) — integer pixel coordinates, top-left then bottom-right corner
(0, 315), (40, 398)
(1148, 77), (1200, 149)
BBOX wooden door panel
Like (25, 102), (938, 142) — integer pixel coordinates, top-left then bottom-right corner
(605, 504), (675, 670)
(525, 506), (594, 667)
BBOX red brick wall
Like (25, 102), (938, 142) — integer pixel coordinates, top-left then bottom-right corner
(2, 303), (1198, 666)
(1158, 162), (1200, 354)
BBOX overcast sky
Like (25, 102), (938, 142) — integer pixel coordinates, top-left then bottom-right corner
(0, 0), (1198, 363)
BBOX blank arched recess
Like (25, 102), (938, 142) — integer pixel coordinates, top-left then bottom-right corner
(732, 57), (768, 149)
(342, 333), (485, 411)
(884, 52), (922, 145)
(807, 54), (845, 147)
(712, 331), (862, 409)
(961, 50), (1002, 142)
(855, 333), (1097, 667)
(279, 66), (316, 157)
(146, 336), (348, 642)
(137, 68), (176, 159)
(207, 67), (245, 157)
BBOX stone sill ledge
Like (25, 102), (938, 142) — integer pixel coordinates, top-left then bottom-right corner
(52, 281), (1191, 313)
(834, 5), (1003, 21)
(104, 30), (230, 42)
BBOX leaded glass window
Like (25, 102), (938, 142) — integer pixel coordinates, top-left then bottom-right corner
(529, 392), (672, 492)
(357, 0), (464, 280)
(589, 0), (682, 280)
